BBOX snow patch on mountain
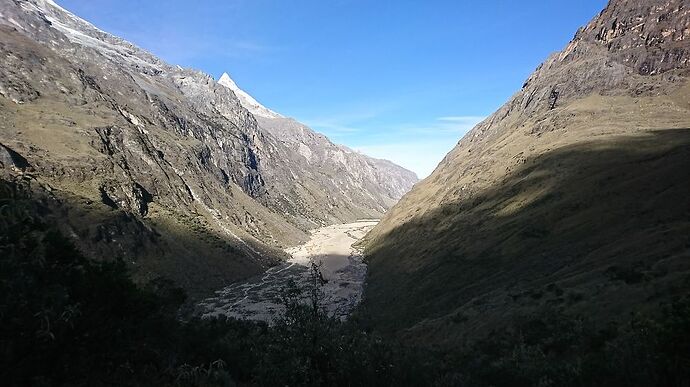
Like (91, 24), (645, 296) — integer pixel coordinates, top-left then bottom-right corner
(218, 73), (283, 119)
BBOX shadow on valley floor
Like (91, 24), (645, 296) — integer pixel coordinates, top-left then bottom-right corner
(0, 176), (283, 302)
(197, 252), (368, 323)
(363, 128), (690, 347)
(2, 132), (690, 387)
(0, 189), (428, 386)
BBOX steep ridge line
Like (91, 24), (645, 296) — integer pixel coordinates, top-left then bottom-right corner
(362, 0), (690, 346)
(0, 0), (416, 301)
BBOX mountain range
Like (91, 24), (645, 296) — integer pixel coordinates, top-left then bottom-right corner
(2, 0), (690, 384)
(0, 0), (417, 299)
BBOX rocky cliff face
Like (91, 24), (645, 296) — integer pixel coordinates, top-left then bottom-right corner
(218, 74), (418, 230)
(364, 0), (690, 345)
(0, 0), (416, 299)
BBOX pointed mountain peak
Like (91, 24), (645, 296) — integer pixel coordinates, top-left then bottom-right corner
(218, 72), (236, 87)
(217, 72), (283, 119)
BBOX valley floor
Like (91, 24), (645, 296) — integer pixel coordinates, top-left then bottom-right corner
(198, 220), (378, 322)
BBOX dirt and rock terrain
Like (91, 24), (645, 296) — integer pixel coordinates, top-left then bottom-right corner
(199, 220), (378, 322)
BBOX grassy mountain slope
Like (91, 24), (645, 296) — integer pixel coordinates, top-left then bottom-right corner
(0, 19), (299, 298)
(0, 0), (416, 300)
(363, 0), (690, 346)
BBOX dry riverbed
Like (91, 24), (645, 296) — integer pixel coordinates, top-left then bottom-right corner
(198, 220), (378, 322)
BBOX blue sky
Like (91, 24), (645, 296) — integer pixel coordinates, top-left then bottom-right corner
(58, 0), (607, 177)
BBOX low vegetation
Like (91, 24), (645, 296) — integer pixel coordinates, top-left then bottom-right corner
(1, 179), (689, 386)
(363, 129), (690, 343)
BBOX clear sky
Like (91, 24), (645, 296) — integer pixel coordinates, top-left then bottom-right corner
(57, 0), (607, 177)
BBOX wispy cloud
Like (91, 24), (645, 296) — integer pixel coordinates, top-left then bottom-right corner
(437, 115), (485, 122)
(350, 115), (485, 177)
(391, 115), (485, 136)
(355, 139), (459, 178)
(432, 115), (485, 133)
(109, 25), (285, 64)
(214, 39), (287, 59)
(302, 120), (362, 135)
(301, 102), (404, 137)
(299, 110), (484, 176)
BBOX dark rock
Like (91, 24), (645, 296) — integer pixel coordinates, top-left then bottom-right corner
(0, 144), (30, 170)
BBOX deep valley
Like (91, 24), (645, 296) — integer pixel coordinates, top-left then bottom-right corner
(1, 0), (689, 386)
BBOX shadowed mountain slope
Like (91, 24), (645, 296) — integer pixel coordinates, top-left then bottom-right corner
(363, 0), (690, 345)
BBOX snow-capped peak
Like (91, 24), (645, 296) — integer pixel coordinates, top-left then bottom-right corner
(218, 72), (283, 119)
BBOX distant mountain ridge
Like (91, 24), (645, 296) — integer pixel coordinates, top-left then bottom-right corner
(0, 0), (417, 299)
(217, 72), (418, 229)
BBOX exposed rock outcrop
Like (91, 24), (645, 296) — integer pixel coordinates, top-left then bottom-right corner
(363, 0), (690, 346)
(0, 0), (416, 299)
(217, 75), (418, 229)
